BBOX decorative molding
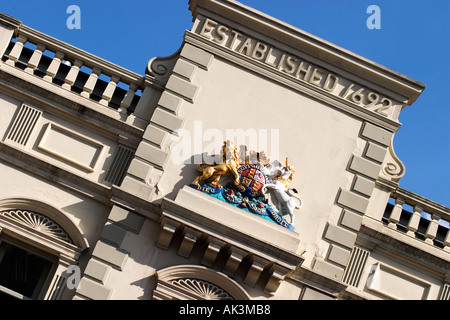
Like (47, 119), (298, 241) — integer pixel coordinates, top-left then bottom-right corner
(0, 141), (112, 210)
(359, 223), (450, 276)
(184, 30), (402, 133)
(168, 278), (233, 300)
(189, 0), (425, 106)
(163, 188), (302, 267)
(155, 265), (250, 300)
(366, 262), (431, 300)
(0, 197), (89, 251)
(158, 195), (303, 295)
(5, 103), (42, 146)
(37, 123), (104, 172)
(393, 187), (450, 218)
(342, 246), (370, 287)
(0, 13), (22, 31)
(440, 283), (450, 300)
(0, 209), (73, 243)
(146, 47), (182, 86)
(104, 145), (134, 186)
(381, 135), (405, 183)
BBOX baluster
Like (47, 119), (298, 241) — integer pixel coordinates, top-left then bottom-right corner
(44, 51), (64, 82)
(388, 198), (404, 229)
(5, 35), (27, 66)
(119, 83), (138, 113)
(406, 205), (423, 237)
(81, 67), (101, 98)
(25, 43), (46, 74)
(62, 59), (83, 90)
(424, 213), (441, 245)
(443, 227), (450, 252)
(100, 75), (120, 106)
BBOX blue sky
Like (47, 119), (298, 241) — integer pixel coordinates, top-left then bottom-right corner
(1, 1), (449, 207)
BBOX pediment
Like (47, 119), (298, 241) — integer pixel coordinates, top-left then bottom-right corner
(188, 0), (425, 124)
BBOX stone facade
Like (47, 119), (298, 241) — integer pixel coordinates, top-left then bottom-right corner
(0, 0), (448, 301)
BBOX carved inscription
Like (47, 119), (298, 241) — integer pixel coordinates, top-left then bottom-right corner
(198, 18), (398, 119)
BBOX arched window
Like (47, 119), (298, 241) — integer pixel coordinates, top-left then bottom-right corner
(0, 198), (88, 300)
(153, 265), (250, 300)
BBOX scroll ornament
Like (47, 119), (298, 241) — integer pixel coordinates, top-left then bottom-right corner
(381, 135), (405, 183)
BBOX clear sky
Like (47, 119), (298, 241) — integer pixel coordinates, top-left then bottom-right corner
(1, 1), (449, 207)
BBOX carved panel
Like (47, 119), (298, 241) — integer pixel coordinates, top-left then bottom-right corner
(366, 263), (430, 300)
(38, 123), (103, 172)
(440, 283), (450, 300)
(5, 104), (42, 146)
(342, 246), (370, 287)
(104, 145), (134, 185)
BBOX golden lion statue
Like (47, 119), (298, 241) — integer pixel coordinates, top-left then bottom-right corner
(192, 141), (240, 188)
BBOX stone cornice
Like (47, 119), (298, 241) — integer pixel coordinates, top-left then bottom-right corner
(17, 24), (144, 87)
(161, 194), (303, 270)
(376, 177), (450, 219)
(0, 13), (21, 32)
(0, 141), (112, 206)
(394, 187), (450, 218)
(0, 13), (144, 87)
(0, 69), (144, 145)
(359, 221), (450, 273)
(184, 30), (402, 133)
(290, 266), (348, 298)
(189, 0), (426, 106)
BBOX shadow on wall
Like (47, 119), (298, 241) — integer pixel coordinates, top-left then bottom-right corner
(164, 152), (237, 201)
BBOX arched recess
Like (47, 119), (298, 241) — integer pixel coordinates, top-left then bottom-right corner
(0, 197), (89, 300)
(154, 265), (250, 300)
(0, 197), (89, 250)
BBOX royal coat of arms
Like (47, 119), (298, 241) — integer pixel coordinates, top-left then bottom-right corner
(190, 141), (303, 231)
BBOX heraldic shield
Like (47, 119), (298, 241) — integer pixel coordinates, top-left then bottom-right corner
(237, 163), (267, 198)
(190, 141), (303, 231)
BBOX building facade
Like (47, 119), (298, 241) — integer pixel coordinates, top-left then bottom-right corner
(0, 0), (448, 300)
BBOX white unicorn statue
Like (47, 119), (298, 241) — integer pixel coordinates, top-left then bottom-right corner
(263, 158), (303, 225)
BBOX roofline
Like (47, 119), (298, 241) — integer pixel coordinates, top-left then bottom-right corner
(189, 0), (426, 106)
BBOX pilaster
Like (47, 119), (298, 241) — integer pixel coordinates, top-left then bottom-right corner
(0, 13), (21, 58)
(119, 43), (213, 203)
(313, 121), (393, 280)
(73, 205), (144, 300)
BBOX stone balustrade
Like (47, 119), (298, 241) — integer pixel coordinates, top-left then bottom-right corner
(2, 23), (144, 115)
(382, 187), (450, 252)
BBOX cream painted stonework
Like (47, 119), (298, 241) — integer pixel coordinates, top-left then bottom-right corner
(0, 1), (448, 301)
